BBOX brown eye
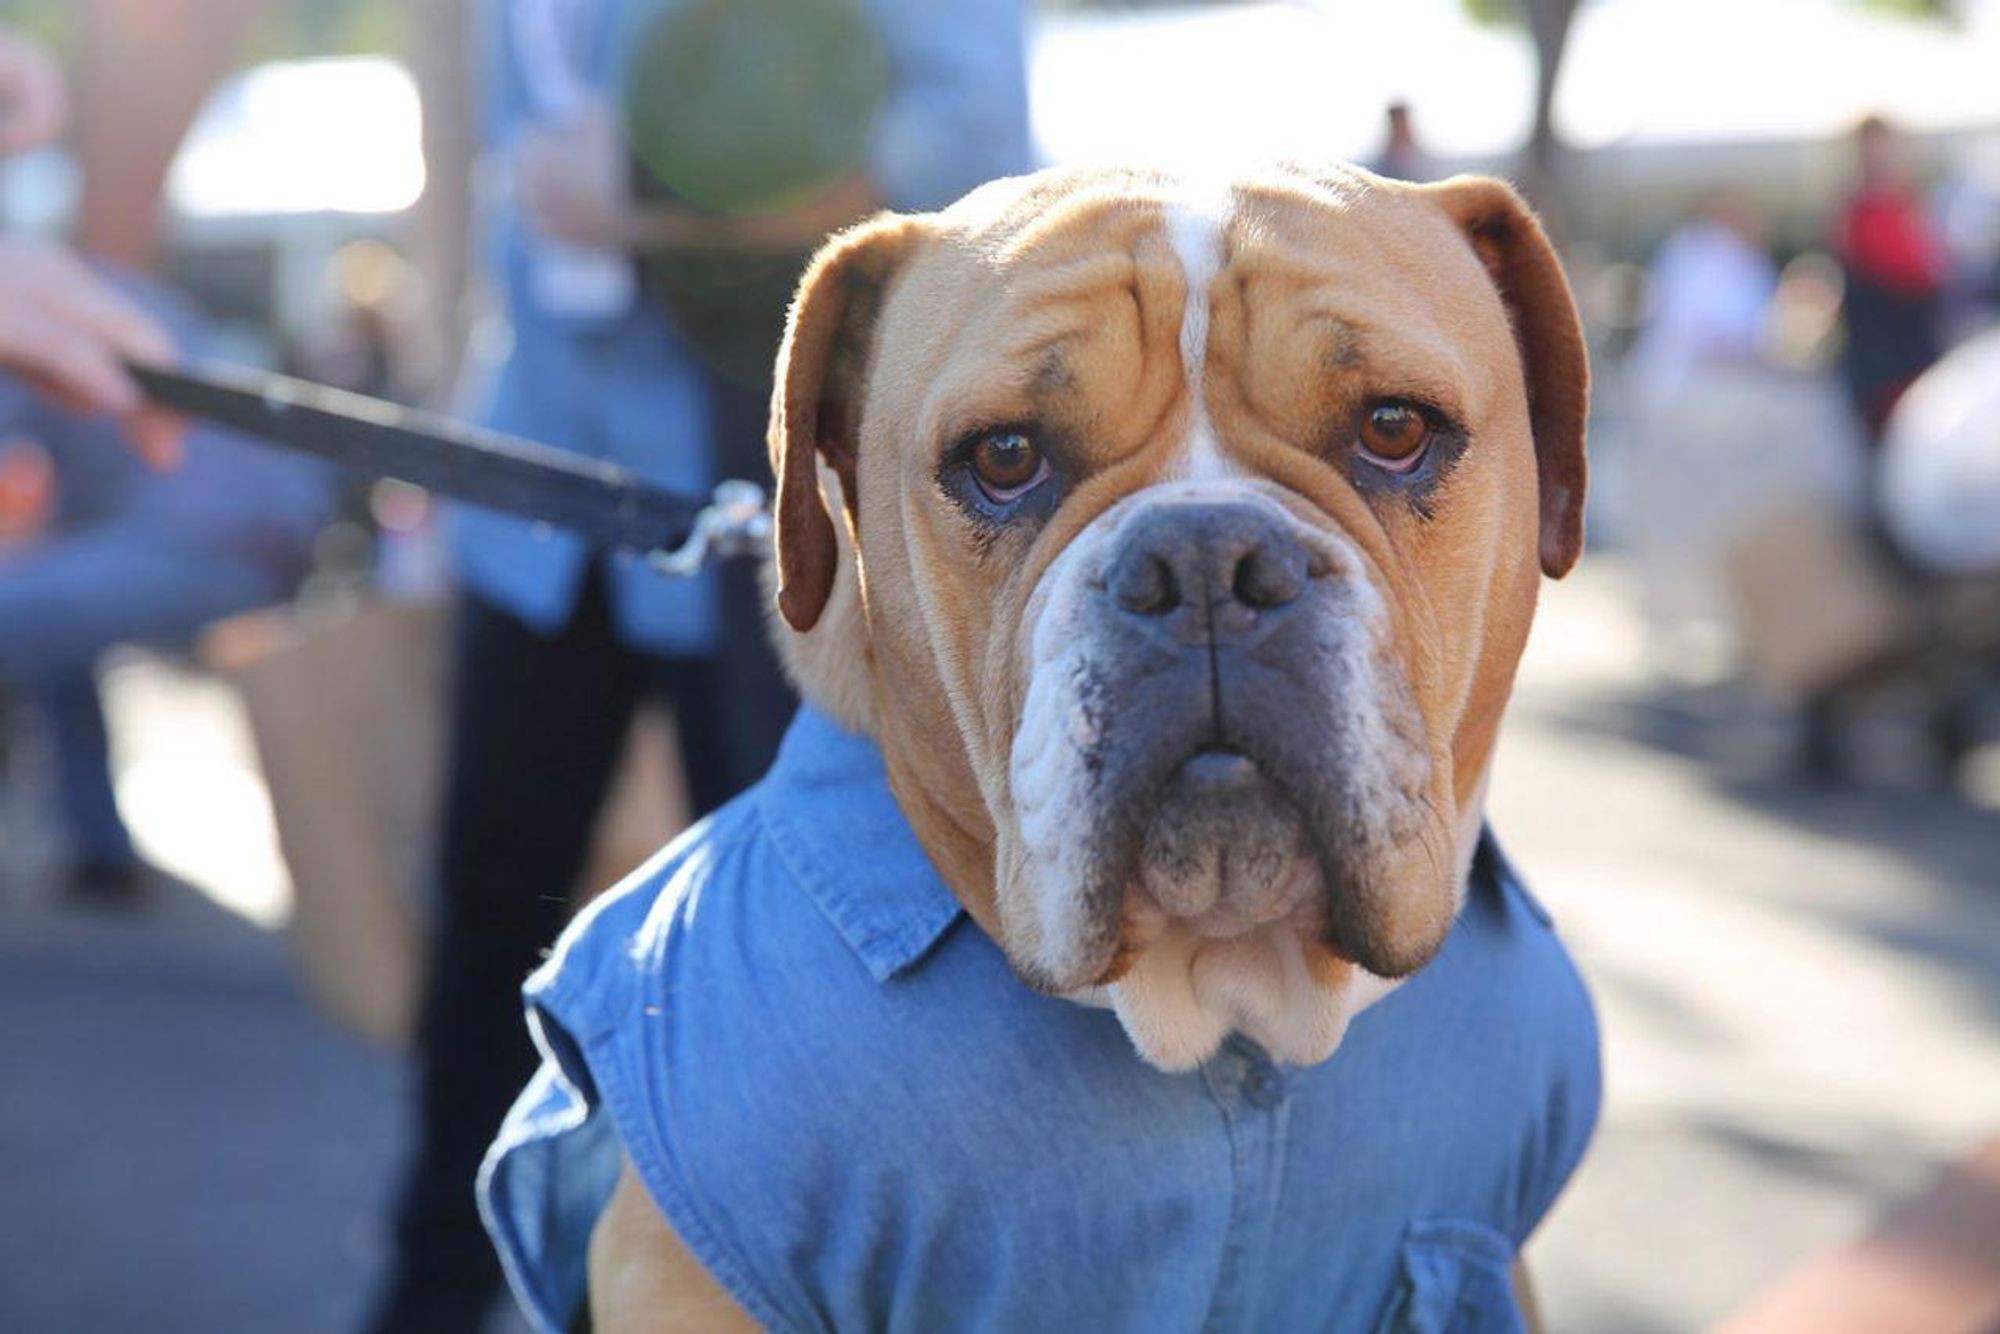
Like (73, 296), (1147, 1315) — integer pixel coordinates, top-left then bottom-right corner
(970, 430), (1049, 504)
(1357, 402), (1432, 472)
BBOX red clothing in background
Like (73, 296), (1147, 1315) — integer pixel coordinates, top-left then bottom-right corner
(1837, 185), (1946, 296)
(1834, 183), (1946, 441)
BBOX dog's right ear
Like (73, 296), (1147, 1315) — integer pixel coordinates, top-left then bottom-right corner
(769, 213), (923, 633)
(1417, 175), (1590, 579)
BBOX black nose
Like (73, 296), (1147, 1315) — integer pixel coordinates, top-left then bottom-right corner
(1105, 502), (1311, 626)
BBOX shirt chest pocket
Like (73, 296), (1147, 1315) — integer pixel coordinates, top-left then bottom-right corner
(1371, 1219), (1526, 1334)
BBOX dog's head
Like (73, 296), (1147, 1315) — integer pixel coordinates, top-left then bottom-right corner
(766, 164), (1586, 1069)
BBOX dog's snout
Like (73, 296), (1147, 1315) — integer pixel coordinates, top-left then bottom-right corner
(1106, 503), (1310, 626)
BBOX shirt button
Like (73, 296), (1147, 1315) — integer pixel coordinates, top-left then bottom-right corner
(1242, 1060), (1284, 1110)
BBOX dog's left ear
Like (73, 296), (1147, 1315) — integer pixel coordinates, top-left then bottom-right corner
(1419, 176), (1589, 578)
(769, 212), (925, 632)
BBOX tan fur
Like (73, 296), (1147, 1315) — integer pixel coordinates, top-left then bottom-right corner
(766, 164), (1583, 940)
(769, 213), (926, 633)
(596, 163), (1588, 1325)
(588, 1155), (756, 1332)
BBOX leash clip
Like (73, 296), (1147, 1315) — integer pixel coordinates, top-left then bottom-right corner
(647, 480), (772, 577)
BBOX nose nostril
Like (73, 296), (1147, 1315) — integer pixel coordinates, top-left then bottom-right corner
(1232, 542), (1309, 609)
(1105, 505), (1312, 620)
(1112, 550), (1180, 615)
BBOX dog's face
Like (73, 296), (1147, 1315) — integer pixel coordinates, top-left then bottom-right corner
(768, 164), (1587, 1069)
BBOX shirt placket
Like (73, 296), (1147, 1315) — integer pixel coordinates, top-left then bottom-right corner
(1199, 1036), (1292, 1334)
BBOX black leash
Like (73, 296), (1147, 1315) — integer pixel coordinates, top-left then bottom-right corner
(129, 361), (770, 575)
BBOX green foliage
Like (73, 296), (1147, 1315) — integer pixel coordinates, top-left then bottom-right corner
(1843, 0), (1951, 16)
(1038, 0), (1261, 9)
(0, 0), (410, 59)
(1460, 0), (1952, 22)
(244, 0), (410, 61)
(0, 0), (75, 48)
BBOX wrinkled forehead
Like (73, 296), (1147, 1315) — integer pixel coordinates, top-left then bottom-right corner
(868, 166), (1507, 453)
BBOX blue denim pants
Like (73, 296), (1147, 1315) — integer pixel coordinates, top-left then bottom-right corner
(0, 528), (290, 865)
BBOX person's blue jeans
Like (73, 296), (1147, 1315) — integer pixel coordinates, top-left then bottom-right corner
(32, 669), (134, 867)
(0, 527), (291, 867)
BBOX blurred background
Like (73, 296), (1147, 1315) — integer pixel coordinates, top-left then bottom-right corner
(1, 0), (1997, 1331)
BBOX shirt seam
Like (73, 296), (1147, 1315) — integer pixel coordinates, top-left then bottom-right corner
(593, 1017), (806, 1334)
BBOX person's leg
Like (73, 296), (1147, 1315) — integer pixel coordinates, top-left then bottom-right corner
(370, 570), (643, 1334)
(0, 528), (289, 674)
(0, 529), (288, 882)
(39, 666), (139, 893)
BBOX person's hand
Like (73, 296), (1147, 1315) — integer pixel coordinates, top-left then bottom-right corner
(0, 25), (67, 156)
(516, 101), (639, 250)
(0, 237), (185, 467)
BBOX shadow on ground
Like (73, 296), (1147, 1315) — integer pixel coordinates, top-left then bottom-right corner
(0, 875), (406, 1334)
(1531, 682), (2000, 1030)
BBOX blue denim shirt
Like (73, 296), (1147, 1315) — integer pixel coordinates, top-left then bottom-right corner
(481, 709), (1601, 1333)
(455, 0), (1033, 656)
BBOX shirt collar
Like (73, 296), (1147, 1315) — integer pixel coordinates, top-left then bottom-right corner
(757, 707), (966, 982)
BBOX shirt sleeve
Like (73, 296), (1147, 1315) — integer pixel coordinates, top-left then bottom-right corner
(866, 0), (1036, 213)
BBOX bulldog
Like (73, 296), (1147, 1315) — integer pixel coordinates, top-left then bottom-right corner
(554, 160), (1589, 1331)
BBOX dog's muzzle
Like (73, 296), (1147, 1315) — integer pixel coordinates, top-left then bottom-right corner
(1009, 486), (1434, 996)
(1099, 502), (1325, 933)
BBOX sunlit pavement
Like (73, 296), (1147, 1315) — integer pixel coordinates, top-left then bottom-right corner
(3, 556), (1998, 1331)
(1501, 560), (2000, 1331)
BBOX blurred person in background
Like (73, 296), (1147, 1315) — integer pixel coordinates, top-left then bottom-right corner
(366, 2), (1033, 1329)
(1627, 193), (1778, 407)
(1834, 114), (1946, 448)
(1368, 100), (1437, 183)
(0, 235), (182, 468)
(0, 24), (179, 463)
(0, 21), (328, 904)
(0, 283), (330, 903)
(1622, 193), (1783, 665)
(1814, 118), (1986, 782)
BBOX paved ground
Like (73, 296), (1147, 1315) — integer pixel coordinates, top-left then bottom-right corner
(2, 556), (1997, 1332)
(0, 667), (413, 1334)
(1499, 564), (2000, 1331)
(0, 909), (404, 1334)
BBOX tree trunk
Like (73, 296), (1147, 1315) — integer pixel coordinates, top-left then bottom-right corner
(1520, 0), (1580, 225)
